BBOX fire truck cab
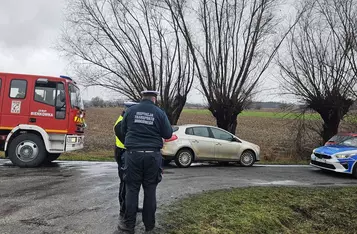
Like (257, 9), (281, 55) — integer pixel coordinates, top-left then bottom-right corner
(0, 72), (86, 167)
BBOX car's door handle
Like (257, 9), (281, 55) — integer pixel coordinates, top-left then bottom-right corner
(29, 118), (36, 123)
(216, 143), (221, 145)
(192, 140), (199, 143)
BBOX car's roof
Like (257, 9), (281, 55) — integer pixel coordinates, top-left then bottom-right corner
(175, 124), (232, 131)
(176, 124), (216, 128)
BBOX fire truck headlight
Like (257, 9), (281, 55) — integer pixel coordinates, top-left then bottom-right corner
(67, 137), (77, 143)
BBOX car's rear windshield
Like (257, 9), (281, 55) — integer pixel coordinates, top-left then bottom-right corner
(172, 126), (179, 132)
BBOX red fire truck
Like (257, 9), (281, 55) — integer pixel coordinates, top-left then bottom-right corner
(0, 72), (86, 167)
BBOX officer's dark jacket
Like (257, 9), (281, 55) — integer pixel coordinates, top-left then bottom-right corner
(121, 99), (173, 151)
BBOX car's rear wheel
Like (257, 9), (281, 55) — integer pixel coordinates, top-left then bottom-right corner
(239, 150), (255, 167)
(175, 149), (193, 168)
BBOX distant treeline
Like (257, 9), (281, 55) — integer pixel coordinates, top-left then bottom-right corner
(85, 96), (305, 110)
(85, 97), (357, 111)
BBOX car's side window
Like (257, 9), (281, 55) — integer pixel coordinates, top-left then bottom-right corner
(192, 127), (210, 138)
(10, 79), (27, 99)
(185, 127), (194, 135)
(210, 128), (233, 141)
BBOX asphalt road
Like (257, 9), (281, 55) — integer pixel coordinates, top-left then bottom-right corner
(1, 159), (357, 234)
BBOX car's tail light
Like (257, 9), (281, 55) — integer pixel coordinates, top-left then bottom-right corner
(165, 134), (178, 142)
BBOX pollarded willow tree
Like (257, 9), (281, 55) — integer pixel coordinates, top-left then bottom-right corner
(163, 0), (303, 133)
(58, 0), (195, 124)
(278, 0), (357, 143)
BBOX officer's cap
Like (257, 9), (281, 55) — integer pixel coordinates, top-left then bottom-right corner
(141, 90), (159, 96)
(123, 101), (139, 107)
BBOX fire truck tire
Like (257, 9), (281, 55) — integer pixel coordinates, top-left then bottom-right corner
(45, 153), (61, 163)
(8, 133), (46, 168)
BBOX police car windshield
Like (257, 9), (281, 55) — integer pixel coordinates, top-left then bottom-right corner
(338, 136), (357, 147)
(69, 84), (84, 110)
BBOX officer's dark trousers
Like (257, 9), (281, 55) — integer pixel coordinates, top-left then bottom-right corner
(123, 151), (162, 230)
(114, 147), (126, 216)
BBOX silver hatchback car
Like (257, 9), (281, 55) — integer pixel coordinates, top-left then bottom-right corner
(161, 124), (260, 167)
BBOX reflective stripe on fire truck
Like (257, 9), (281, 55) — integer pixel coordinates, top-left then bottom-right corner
(46, 129), (67, 133)
(0, 127), (13, 130)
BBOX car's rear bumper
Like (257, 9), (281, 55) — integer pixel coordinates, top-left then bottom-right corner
(310, 154), (355, 174)
(161, 141), (179, 158)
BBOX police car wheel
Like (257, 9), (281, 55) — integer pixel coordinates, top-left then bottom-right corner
(239, 150), (255, 167)
(175, 149), (193, 168)
(8, 133), (46, 168)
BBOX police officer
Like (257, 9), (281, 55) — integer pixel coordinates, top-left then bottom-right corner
(113, 101), (142, 219)
(118, 90), (173, 233)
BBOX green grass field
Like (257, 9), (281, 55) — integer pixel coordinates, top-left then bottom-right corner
(161, 186), (357, 234)
(183, 109), (321, 120)
(183, 108), (357, 123)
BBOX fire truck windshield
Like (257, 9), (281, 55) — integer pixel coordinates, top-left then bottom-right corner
(69, 83), (84, 110)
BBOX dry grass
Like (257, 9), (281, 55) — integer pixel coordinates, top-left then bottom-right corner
(80, 107), (321, 161)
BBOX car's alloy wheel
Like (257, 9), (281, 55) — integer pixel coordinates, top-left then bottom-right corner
(240, 150), (255, 167)
(175, 149), (193, 168)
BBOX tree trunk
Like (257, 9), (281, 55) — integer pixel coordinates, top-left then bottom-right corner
(165, 105), (184, 125)
(216, 114), (238, 134)
(161, 95), (186, 125)
(320, 111), (342, 144)
(321, 120), (340, 144)
(209, 103), (241, 134)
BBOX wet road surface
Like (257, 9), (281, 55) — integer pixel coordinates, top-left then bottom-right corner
(1, 159), (357, 234)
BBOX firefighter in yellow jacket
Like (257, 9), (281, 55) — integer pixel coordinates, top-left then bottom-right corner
(113, 101), (142, 219)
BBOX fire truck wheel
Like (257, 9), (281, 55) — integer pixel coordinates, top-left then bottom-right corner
(8, 133), (46, 168)
(45, 153), (61, 163)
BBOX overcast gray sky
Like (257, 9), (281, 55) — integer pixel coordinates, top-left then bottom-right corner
(0, 0), (293, 104)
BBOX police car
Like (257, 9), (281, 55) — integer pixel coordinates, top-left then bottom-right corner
(310, 134), (357, 178)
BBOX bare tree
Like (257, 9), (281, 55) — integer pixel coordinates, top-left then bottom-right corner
(278, 0), (357, 143)
(162, 0), (302, 133)
(58, 0), (194, 124)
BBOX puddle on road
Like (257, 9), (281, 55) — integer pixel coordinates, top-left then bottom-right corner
(253, 180), (308, 186)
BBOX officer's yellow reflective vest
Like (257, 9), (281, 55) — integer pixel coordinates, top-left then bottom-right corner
(114, 115), (125, 149)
